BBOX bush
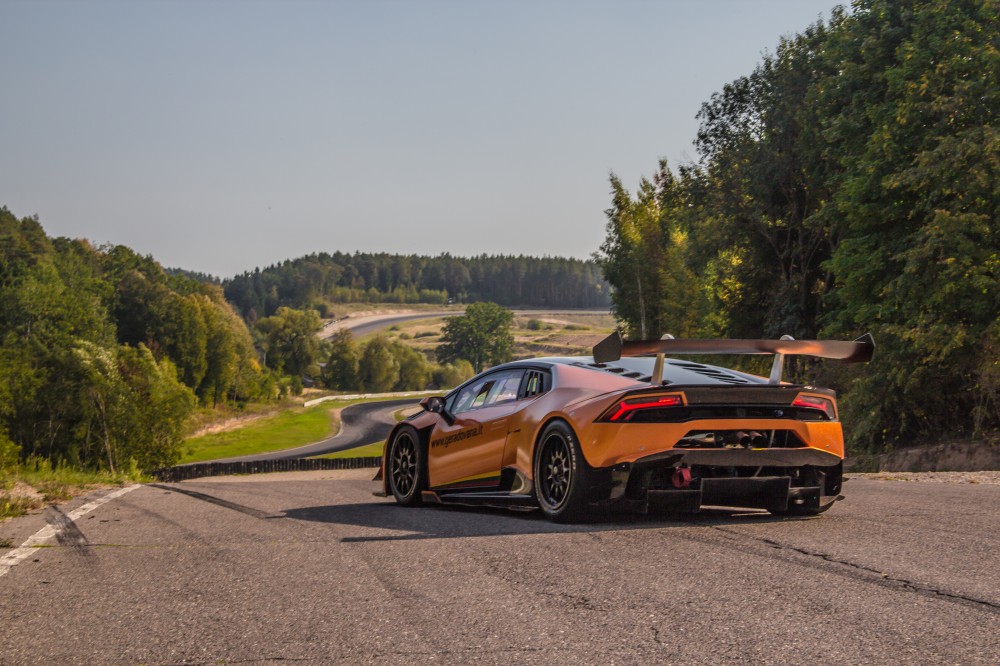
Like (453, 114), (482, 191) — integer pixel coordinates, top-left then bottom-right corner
(0, 431), (20, 472)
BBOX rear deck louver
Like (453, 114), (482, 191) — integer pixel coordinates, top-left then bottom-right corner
(669, 361), (749, 384)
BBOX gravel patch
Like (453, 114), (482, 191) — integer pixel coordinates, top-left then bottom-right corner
(848, 471), (1000, 485)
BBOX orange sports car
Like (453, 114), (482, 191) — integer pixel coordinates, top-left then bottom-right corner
(375, 332), (874, 522)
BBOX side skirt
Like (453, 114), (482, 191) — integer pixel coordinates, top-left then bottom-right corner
(421, 489), (538, 511)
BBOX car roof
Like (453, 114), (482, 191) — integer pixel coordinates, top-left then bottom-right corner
(499, 356), (767, 386)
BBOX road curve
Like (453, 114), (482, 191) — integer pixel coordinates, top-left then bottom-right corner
(1, 475), (998, 664)
(327, 308), (611, 338)
(343, 311), (454, 337)
(202, 398), (419, 464)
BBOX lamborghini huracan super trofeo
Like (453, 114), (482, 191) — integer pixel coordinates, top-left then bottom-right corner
(375, 332), (874, 522)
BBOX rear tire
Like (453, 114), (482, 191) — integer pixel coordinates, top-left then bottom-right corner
(534, 421), (593, 523)
(387, 425), (426, 507)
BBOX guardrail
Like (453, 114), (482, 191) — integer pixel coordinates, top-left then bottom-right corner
(303, 390), (440, 407)
(152, 456), (382, 482)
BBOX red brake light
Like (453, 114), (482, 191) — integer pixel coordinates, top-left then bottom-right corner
(608, 394), (684, 422)
(792, 394), (836, 420)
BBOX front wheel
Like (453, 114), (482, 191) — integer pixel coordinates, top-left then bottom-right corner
(387, 425), (426, 506)
(533, 421), (593, 523)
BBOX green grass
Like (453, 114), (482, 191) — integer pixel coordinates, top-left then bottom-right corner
(181, 404), (341, 463)
(1, 459), (145, 522)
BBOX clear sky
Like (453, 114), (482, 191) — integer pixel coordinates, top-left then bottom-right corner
(1, 0), (843, 278)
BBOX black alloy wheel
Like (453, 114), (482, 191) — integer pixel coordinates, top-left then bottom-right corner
(539, 432), (572, 509)
(534, 421), (591, 522)
(388, 426), (425, 506)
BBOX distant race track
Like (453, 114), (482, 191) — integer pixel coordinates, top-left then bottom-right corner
(195, 398), (419, 464)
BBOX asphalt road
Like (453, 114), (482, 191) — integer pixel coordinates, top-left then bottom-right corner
(334, 308), (611, 338)
(344, 311), (454, 337)
(2, 473), (999, 664)
(203, 399), (420, 464)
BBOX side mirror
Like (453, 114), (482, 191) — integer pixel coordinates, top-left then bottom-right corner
(420, 396), (446, 414)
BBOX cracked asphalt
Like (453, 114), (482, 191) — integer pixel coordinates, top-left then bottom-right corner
(1, 471), (999, 665)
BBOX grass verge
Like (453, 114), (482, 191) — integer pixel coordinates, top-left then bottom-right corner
(1, 460), (145, 523)
(180, 396), (393, 464)
(181, 403), (341, 463)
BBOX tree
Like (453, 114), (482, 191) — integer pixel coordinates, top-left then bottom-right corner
(818, 0), (1000, 449)
(72, 341), (195, 472)
(390, 340), (432, 391)
(432, 360), (475, 389)
(595, 161), (703, 339)
(195, 291), (263, 406)
(256, 307), (323, 377)
(693, 19), (838, 342)
(436, 302), (514, 372)
(358, 337), (399, 392)
(322, 329), (359, 390)
(0, 208), (249, 471)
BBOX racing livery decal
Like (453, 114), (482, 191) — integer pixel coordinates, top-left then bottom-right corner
(431, 425), (483, 450)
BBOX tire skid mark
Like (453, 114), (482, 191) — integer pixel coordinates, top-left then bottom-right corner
(116, 493), (227, 556)
(0, 484), (139, 578)
(45, 506), (94, 558)
(686, 524), (1000, 615)
(713, 526), (1000, 613)
(149, 483), (279, 520)
(618, 522), (1000, 617)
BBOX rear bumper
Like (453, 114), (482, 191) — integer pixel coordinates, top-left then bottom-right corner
(594, 450), (843, 514)
(634, 476), (839, 514)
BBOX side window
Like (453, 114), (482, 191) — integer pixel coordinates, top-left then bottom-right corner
(451, 377), (492, 414)
(487, 371), (524, 406)
(450, 370), (525, 415)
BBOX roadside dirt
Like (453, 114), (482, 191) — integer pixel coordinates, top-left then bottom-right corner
(847, 471), (1000, 484)
(188, 413), (274, 438)
(847, 438), (1000, 473)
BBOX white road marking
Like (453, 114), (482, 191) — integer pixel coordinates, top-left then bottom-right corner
(0, 484), (140, 578)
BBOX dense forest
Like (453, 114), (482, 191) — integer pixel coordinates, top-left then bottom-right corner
(223, 252), (610, 320)
(0, 208), (269, 471)
(596, 0), (998, 452)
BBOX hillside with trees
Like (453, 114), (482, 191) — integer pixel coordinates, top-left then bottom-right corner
(0, 208), (269, 471)
(595, 0), (998, 453)
(223, 252), (610, 320)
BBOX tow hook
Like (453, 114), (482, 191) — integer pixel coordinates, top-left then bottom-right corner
(671, 467), (692, 489)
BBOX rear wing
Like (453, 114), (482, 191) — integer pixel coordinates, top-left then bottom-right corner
(592, 332), (874, 385)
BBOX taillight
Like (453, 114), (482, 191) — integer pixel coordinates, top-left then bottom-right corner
(792, 394), (837, 420)
(607, 394), (684, 422)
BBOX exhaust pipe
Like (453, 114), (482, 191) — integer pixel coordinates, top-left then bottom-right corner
(735, 431), (752, 448)
(750, 431), (766, 448)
